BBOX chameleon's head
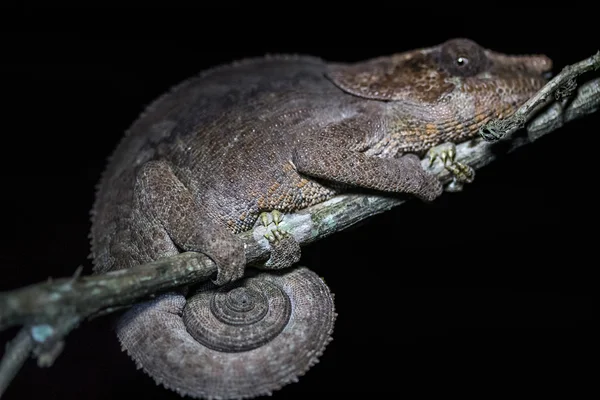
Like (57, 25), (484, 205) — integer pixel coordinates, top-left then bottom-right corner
(327, 38), (552, 148)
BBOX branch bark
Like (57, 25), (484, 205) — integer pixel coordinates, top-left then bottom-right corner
(0, 329), (31, 396)
(0, 57), (598, 398)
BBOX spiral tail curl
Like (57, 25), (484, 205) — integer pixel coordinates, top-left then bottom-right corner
(116, 267), (336, 399)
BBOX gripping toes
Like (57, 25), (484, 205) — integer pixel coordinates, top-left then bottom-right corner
(428, 142), (457, 167)
(260, 211), (301, 270)
(427, 142), (475, 191)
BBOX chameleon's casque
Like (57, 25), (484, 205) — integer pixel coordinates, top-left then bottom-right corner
(90, 38), (550, 399)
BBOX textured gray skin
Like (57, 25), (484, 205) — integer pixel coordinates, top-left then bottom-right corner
(117, 267), (335, 399)
(90, 38), (551, 399)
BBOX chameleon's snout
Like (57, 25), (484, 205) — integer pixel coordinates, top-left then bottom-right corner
(524, 54), (553, 75)
(487, 51), (553, 79)
(526, 54), (553, 82)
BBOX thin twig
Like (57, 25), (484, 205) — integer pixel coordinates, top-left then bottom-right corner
(0, 59), (598, 398)
(0, 329), (32, 397)
(0, 252), (217, 330)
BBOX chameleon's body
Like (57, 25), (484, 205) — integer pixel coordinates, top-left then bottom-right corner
(90, 39), (551, 398)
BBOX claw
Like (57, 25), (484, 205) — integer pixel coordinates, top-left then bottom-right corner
(447, 146), (456, 163)
(260, 212), (270, 227)
(273, 229), (284, 241)
(440, 151), (448, 165)
(261, 211), (291, 245)
(444, 161), (475, 184)
(428, 142), (474, 189)
(428, 151), (438, 167)
(427, 142), (457, 168)
(445, 163), (461, 175)
(272, 210), (283, 226)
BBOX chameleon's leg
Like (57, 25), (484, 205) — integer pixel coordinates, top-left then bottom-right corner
(427, 142), (475, 192)
(291, 120), (443, 202)
(259, 210), (301, 269)
(133, 160), (246, 285)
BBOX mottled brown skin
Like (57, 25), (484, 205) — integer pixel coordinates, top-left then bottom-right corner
(89, 39), (551, 398)
(91, 38), (551, 284)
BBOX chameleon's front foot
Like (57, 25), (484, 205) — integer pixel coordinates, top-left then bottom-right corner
(427, 142), (475, 192)
(260, 210), (301, 269)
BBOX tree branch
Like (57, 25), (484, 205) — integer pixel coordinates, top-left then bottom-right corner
(0, 329), (32, 396)
(0, 56), (598, 398)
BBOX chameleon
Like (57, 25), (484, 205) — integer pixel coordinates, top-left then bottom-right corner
(90, 38), (551, 399)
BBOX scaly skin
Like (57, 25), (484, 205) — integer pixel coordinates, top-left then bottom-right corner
(91, 38), (550, 281)
(89, 38), (551, 399)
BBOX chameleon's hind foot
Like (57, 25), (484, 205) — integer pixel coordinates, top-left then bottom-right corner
(427, 142), (475, 192)
(260, 211), (301, 270)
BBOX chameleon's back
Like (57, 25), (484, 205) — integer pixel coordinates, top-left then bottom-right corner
(91, 55), (358, 273)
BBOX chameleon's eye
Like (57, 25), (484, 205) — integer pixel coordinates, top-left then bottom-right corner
(440, 38), (487, 77)
(456, 56), (468, 66)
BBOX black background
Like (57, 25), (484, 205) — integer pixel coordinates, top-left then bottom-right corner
(0, 6), (595, 400)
